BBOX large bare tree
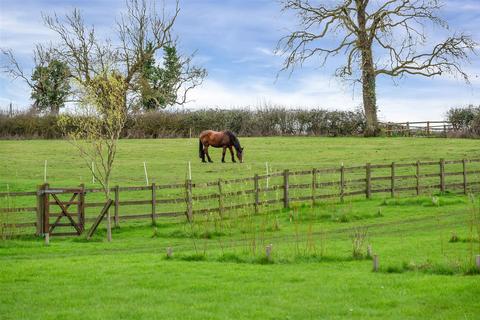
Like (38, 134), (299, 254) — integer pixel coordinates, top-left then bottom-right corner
(278, 0), (477, 136)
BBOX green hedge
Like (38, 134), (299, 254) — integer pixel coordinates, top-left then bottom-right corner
(0, 108), (366, 139)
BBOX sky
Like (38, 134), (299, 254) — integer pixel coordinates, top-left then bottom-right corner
(0, 0), (479, 122)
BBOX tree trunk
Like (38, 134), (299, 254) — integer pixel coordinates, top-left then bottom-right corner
(362, 54), (378, 136)
(357, 0), (379, 137)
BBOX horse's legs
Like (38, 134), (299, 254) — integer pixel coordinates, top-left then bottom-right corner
(205, 146), (213, 163)
(222, 147), (226, 163)
(201, 144), (206, 163)
(228, 146), (236, 163)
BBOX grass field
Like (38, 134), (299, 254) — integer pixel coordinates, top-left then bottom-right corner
(1, 137), (480, 319)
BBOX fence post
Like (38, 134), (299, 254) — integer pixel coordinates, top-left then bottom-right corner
(114, 185), (120, 228)
(254, 174), (260, 214)
(416, 161), (420, 196)
(340, 164), (345, 203)
(462, 159), (467, 195)
(426, 121), (430, 136)
(440, 158), (445, 193)
(43, 183), (50, 235)
(443, 124), (447, 137)
(151, 182), (156, 226)
(79, 184), (85, 234)
(283, 169), (289, 209)
(36, 184), (47, 236)
(311, 168), (317, 207)
(218, 178), (224, 218)
(391, 162), (396, 198)
(406, 122), (410, 136)
(476, 255), (480, 271)
(185, 179), (193, 222)
(366, 163), (371, 199)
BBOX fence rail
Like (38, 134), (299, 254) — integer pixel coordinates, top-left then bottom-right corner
(381, 121), (454, 137)
(1, 157), (480, 236)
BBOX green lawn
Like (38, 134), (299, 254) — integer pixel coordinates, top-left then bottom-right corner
(0, 137), (479, 319)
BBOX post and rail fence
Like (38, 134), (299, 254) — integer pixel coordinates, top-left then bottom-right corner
(1, 157), (480, 237)
(381, 121), (454, 137)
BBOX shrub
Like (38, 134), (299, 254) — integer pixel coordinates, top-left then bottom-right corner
(446, 105), (480, 137)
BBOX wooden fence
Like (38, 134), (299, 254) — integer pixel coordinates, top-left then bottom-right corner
(1, 157), (480, 236)
(382, 121), (453, 136)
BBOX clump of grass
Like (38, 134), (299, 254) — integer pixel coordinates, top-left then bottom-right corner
(351, 226), (368, 259)
(178, 253), (206, 261)
(217, 253), (245, 263)
(381, 259), (480, 276)
(449, 232), (459, 243)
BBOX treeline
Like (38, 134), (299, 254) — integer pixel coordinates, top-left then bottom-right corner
(0, 108), (366, 139)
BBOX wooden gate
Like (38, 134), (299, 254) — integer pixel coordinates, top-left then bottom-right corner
(37, 184), (85, 236)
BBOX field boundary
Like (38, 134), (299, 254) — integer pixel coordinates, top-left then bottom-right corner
(1, 157), (479, 236)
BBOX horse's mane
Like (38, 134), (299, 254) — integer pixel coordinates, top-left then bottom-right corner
(225, 130), (241, 152)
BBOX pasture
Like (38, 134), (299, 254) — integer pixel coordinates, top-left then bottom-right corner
(1, 137), (480, 319)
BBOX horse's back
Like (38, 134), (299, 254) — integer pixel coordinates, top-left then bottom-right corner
(199, 130), (229, 147)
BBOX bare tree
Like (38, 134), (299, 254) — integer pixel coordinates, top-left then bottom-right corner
(278, 0), (477, 136)
(45, 0), (204, 240)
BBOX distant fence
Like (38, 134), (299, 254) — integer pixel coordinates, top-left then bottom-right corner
(1, 157), (480, 236)
(382, 121), (453, 137)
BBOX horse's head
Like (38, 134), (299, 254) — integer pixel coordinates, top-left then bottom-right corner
(236, 147), (244, 163)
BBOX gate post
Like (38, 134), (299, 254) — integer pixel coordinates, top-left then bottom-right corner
(42, 183), (50, 235)
(79, 184), (85, 234)
(36, 184), (47, 236)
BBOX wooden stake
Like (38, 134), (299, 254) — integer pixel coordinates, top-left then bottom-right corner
(462, 159), (467, 195)
(151, 182), (156, 225)
(218, 179), (224, 218)
(340, 164), (345, 203)
(283, 169), (289, 209)
(167, 247), (173, 258)
(188, 161), (192, 180)
(266, 244), (272, 261)
(44, 160), (47, 183)
(311, 168), (317, 207)
(186, 179), (193, 222)
(44, 232), (49, 246)
(416, 160), (420, 196)
(373, 255), (379, 272)
(391, 162), (396, 198)
(114, 185), (120, 228)
(476, 255), (480, 271)
(439, 158), (445, 193)
(265, 162), (269, 189)
(366, 163), (371, 199)
(367, 244), (372, 258)
(254, 174), (260, 214)
(143, 161), (149, 186)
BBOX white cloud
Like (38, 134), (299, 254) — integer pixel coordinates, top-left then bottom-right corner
(185, 75), (361, 110)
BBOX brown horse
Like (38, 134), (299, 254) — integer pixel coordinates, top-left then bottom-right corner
(199, 130), (244, 163)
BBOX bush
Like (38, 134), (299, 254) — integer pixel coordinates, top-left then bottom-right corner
(0, 107), (367, 139)
(446, 105), (480, 137)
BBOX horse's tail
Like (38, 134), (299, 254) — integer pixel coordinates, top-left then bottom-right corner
(199, 139), (204, 159)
